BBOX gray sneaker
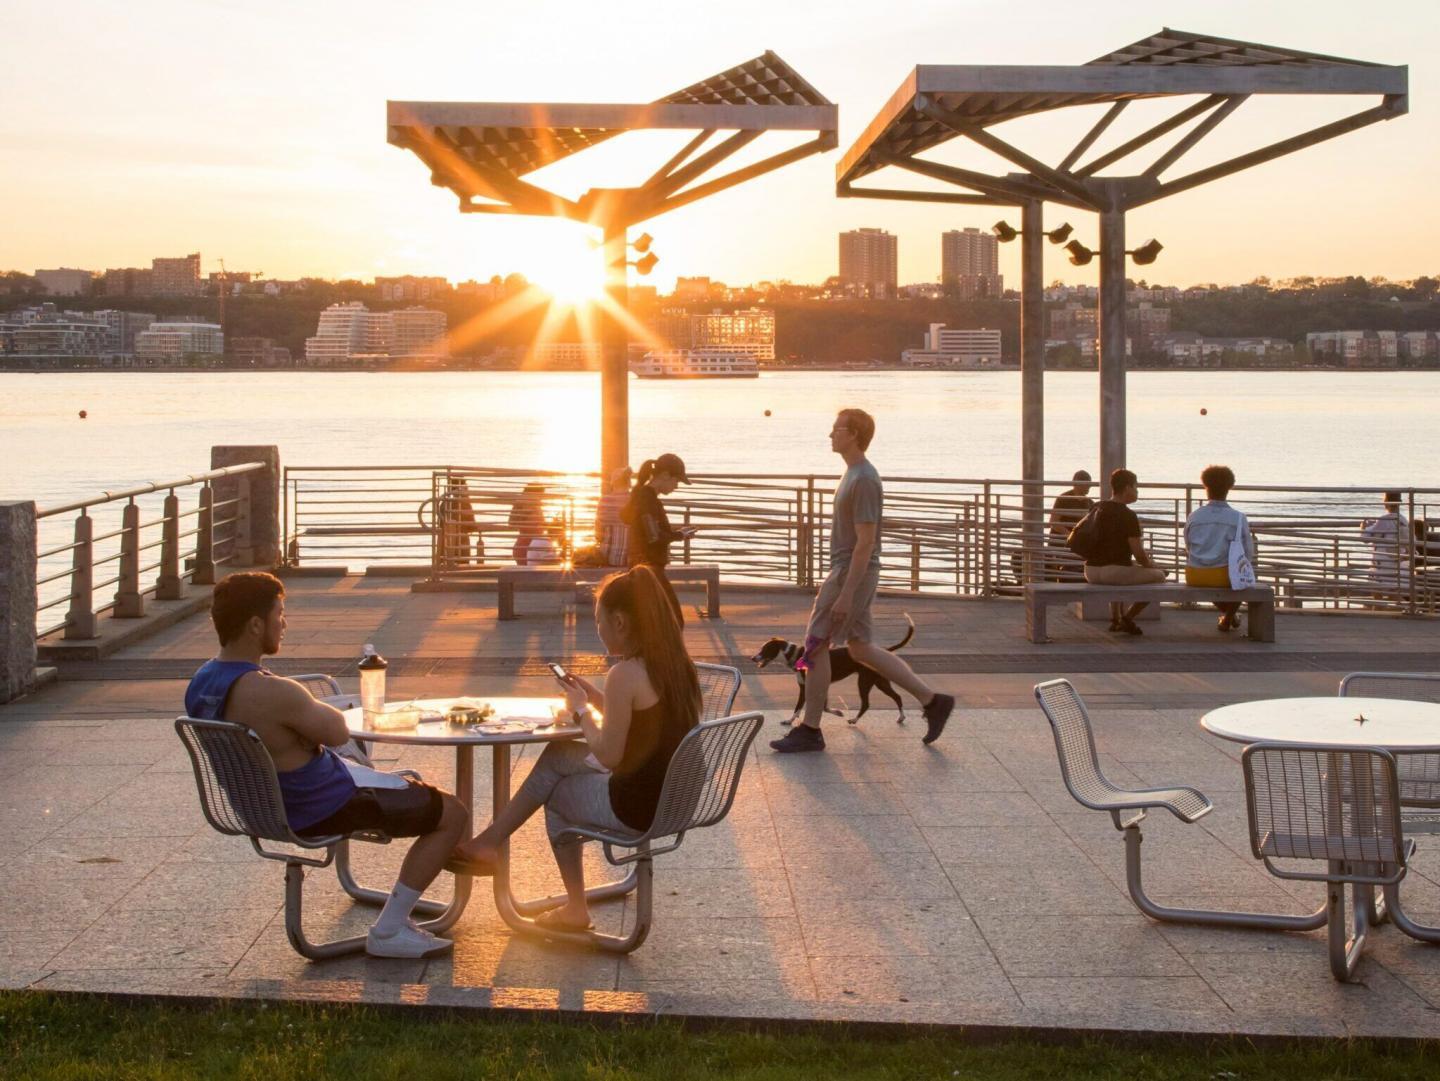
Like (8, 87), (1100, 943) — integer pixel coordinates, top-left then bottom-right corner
(366, 921), (453, 959)
(770, 724), (826, 753)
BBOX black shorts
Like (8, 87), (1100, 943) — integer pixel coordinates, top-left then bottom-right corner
(298, 779), (444, 840)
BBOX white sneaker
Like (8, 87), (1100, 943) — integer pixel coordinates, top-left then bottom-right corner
(366, 922), (453, 959)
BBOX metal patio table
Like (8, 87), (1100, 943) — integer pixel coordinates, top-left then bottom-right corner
(1202, 696), (1440, 943)
(335, 697), (636, 935)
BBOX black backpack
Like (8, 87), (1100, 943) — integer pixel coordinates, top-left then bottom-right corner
(1066, 505), (1103, 560)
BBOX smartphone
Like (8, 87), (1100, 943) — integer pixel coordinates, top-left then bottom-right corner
(547, 662), (576, 686)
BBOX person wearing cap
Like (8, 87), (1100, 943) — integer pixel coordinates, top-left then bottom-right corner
(1046, 469), (1095, 582)
(621, 453), (696, 626)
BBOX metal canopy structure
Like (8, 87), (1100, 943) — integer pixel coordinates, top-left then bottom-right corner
(390, 54), (837, 477)
(837, 27), (1407, 578)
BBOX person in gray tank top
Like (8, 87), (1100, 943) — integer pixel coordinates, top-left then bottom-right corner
(770, 408), (956, 753)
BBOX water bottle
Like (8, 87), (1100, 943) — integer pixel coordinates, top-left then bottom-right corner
(358, 644), (387, 727)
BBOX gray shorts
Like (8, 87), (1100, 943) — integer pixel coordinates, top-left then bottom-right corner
(804, 560), (880, 645)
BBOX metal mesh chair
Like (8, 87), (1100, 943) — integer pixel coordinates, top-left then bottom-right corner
(695, 663), (742, 721)
(176, 716), (377, 959)
(1034, 679), (1327, 936)
(1340, 672), (1440, 808)
(1242, 742), (1412, 979)
(1036, 679), (1212, 828)
(524, 710), (765, 953)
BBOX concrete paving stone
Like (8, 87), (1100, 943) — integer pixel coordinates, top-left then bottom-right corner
(0, 863), (152, 929)
(40, 738), (180, 767)
(1392, 970), (1440, 1011)
(949, 861), (1138, 917)
(783, 852), (961, 903)
(436, 930), (622, 992)
(893, 788), (1053, 828)
(1155, 923), (1331, 957)
(797, 898), (989, 960)
(875, 746), (1025, 793)
(974, 914), (1193, 978)
(771, 813), (933, 856)
(1355, 917), (1440, 974)
(754, 753), (895, 785)
(47, 907), (276, 970)
(0, 931), (81, 978)
(644, 866), (797, 920)
(113, 859), (288, 912)
(231, 918), (427, 984)
(1010, 975), (1233, 1017)
(1190, 953), (1440, 1038)
(920, 824), (1075, 866)
(756, 780), (906, 817)
(46, 806), (202, 841)
(805, 951), (1015, 1009)
(22, 834), (177, 873)
(619, 916), (812, 987)
(0, 828), (52, 860)
(33, 968), (238, 995)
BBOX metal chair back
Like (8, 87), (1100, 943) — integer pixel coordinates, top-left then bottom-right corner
(695, 663), (742, 722)
(175, 716), (302, 844)
(1242, 742), (1408, 883)
(646, 712), (764, 840)
(1341, 672), (1440, 808)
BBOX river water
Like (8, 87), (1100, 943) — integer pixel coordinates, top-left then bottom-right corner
(4, 369), (1437, 506)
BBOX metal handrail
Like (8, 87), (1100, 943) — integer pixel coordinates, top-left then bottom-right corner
(35, 462), (265, 518)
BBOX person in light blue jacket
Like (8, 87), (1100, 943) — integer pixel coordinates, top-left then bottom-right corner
(1184, 464), (1256, 632)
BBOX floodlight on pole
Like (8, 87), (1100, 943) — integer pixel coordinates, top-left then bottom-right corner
(1065, 239), (1095, 266)
(631, 233), (653, 254)
(1128, 238), (1164, 265)
(631, 251), (660, 276)
(994, 220), (1073, 245)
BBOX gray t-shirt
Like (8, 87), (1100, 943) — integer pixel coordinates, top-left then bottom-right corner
(831, 459), (883, 568)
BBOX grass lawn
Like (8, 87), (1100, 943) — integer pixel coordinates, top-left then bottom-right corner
(2, 991), (1436, 1080)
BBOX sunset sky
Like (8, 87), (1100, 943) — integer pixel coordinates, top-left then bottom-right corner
(2, 0), (1434, 294)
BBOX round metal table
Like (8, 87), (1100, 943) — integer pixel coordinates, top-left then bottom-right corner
(335, 696), (633, 935)
(1201, 697), (1440, 749)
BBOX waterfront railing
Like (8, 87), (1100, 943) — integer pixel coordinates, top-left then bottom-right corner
(31, 462), (267, 639)
(280, 465), (1438, 617)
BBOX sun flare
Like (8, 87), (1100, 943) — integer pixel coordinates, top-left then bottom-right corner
(527, 235), (606, 308)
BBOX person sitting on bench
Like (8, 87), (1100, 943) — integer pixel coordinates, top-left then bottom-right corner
(184, 572), (469, 959)
(1184, 464), (1256, 632)
(1084, 468), (1167, 635)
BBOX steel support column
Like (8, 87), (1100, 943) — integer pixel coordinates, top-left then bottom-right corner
(600, 225), (630, 480)
(1098, 207), (1127, 490)
(1020, 200), (1046, 582)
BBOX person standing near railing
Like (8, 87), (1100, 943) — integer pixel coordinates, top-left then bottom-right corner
(769, 408), (954, 753)
(1361, 490), (1410, 598)
(595, 466), (633, 566)
(622, 453), (695, 627)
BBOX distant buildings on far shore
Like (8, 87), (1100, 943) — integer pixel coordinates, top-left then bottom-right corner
(304, 301), (448, 364)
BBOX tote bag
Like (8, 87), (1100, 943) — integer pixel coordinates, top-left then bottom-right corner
(1227, 512), (1258, 590)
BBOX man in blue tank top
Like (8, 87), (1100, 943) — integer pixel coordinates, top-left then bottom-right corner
(185, 572), (469, 959)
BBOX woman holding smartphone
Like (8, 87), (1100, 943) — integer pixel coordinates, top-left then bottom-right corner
(621, 452), (695, 627)
(448, 566), (701, 932)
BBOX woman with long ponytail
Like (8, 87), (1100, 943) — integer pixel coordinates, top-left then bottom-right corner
(449, 566), (701, 931)
(621, 452), (693, 626)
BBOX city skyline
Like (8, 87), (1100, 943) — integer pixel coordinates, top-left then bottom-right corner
(2, 2), (1435, 294)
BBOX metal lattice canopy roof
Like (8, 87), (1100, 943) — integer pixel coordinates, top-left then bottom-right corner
(836, 27), (1407, 211)
(389, 51), (836, 228)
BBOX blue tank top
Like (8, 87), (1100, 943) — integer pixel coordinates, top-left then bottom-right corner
(185, 658), (356, 831)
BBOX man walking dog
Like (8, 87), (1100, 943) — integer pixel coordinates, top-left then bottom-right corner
(770, 409), (955, 752)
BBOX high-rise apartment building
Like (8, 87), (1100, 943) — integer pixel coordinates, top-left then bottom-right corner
(390, 307), (449, 358)
(91, 309), (156, 353)
(134, 321), (223, 362)
(151, 253), (202, 296)
(101, 267), (155, 297)
(34, 269), (93, 296)
(304, 302), (448, 363)
(838, 228), (897, 298)
(940, 228), (1002, 298)
(376, 275), (450, 302)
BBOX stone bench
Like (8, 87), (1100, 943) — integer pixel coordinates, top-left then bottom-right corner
(498, 564), (721, 620)
(1025, 582), (1275, 644)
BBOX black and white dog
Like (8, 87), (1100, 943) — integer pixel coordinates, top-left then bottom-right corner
(750, 615), (915, 726)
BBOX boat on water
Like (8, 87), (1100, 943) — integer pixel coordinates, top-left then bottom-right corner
(629, 349), (760, 379)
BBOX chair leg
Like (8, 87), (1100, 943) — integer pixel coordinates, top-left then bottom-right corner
(1382, 881), (1440, 943)
(1328, 870), (1370, 982)
(284, 861), (369, 961)
(511, 866), (640, 917)
(334, 839), (449, 917)
(1123, 825), (1327, 930)
(495, 855), (653, 954)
